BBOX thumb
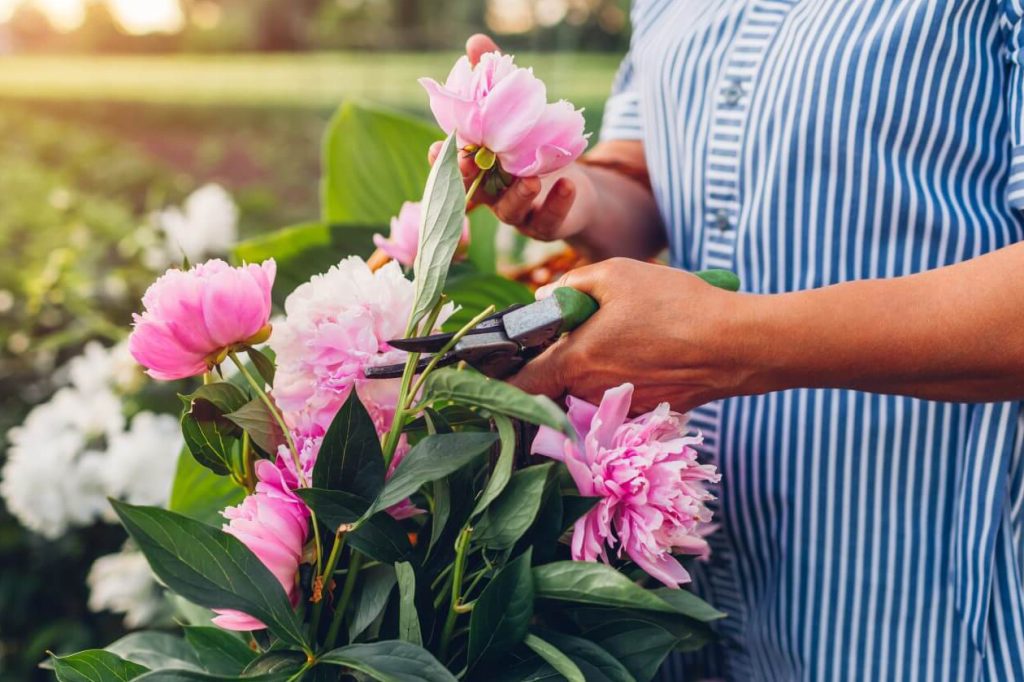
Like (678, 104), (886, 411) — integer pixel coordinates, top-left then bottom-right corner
(507, 337), (571, 399)
(467, 34), (500, 65)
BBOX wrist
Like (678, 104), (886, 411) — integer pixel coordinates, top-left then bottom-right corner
(717, 291), (797, 398)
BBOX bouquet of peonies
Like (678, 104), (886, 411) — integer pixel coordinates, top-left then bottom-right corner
(52, 51), (724, 682)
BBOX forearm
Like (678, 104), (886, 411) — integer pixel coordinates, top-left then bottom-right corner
(735, 241), (1024, 402)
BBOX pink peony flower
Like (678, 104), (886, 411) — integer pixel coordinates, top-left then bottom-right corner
(419, 52), (588, 178)
(269, 256), (452, 517)
(212, 460), (309, 631)
(128, 259), (275, 380)
(532, 383), (720, 588)
(373, 201), (470, 268)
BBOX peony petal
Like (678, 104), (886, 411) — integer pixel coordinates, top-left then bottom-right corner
(479, 68), (547, 153)
(531, 425), (569, 460)
(211, 609), (267, 631)
(498, 100), (588, 177)
(624, 544), (692, 588)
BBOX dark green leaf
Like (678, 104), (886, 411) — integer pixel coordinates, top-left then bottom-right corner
(246, 347), (276, 386)
(475, 463), (553, 549)
(169, 446), (244, 525)
(319, 640), (456, 682)
(295, 489), (412, 563)
(468, 549), (534, 668)
(234, 222), (379, 304)
(421, 369), (570, 433)
(111, 501), (307, 650)
(582, 621), (678, 682)
(348, 565), (398, 642)
(649, 587), (727, 622)
(427, 477), (450, 555)
(373, 432), (497, 512)
(223, 399), (285, 457)
(441, 273), (533, 333)
(52, 650), (148, 682)
(471, 414), (516, 517)
(181, 384), (249, 476)
(182, 627), (256, 676)
(530, 630), (636, 682)
(312, 393), (386, 498)
(394, 562), (422, 647)
(242, 651), (306, 676)
(409, 132), (467, 329)
(133, 671), (291, 681)
(105, 632), (200, 671)
(322, 102), (441, 225)
(523, 634), (585, 682)
(532, 562), (680, 615)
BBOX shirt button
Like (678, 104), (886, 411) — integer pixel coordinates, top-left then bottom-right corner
(723, 82), (744, 105)
(714, 209), (731, 231)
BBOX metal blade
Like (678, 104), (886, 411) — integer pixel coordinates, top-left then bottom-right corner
(363, 351), (459, 379)
(386, 313), (511, 353)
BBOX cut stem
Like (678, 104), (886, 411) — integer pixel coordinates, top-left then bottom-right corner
(324, 551), (364, 650)
(439, 526), (473, 661)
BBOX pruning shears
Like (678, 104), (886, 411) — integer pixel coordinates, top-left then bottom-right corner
(364, 269), (740, 381)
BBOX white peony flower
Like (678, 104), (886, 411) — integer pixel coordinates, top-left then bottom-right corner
(87, 548), (167, 629)
(65, 340), (142, 395)
(103, 412), (182, 508)
(155, 183), (238, 264)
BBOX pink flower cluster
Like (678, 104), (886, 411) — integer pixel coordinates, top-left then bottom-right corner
(420, 52), (588, 178)
(212, 461), (309, 631)
(129, 259), (275, 380)
(373, 200), (470, 268)
(533, 383), (720, 587)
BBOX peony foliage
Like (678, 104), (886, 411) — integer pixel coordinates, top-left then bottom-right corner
(54, 52), (725, 682)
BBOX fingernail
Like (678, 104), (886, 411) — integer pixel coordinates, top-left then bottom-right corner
(535, 284), (554, 300)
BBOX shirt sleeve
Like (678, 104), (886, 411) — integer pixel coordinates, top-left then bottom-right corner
(599, 49), (644, 143)
(1002, 0), (1024, 208)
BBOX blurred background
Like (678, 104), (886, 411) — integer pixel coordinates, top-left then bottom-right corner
(0, 1), (628, 679)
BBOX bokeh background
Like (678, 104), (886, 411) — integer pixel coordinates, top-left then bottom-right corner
(0, 1), (628, 679)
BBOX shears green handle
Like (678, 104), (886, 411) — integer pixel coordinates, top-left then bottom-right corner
(553, 268), (741, 334)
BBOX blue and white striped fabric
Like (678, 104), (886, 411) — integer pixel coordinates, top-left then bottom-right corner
(600, 1), (1024, 680)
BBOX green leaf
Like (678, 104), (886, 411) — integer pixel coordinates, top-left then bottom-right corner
(295, 489), (412, 563)
(373, 432), (497, 512)
(133, 672), (291, 682)
(394, 562), (422, 646)
(532, 562), (684, 615)
(312, 392), (386, 498)
(234, 222), (379, 304)
(468, 548), (534, 668)
(648, 587), (726, 622)
(180, 383), (249, 476)
(427, 477), (450, 555)
(52, 650), (148, 682)
(441, 273), (534, 333)
(169, 446), (245, 525)
(182, 627), (256, 676)
(581, 620), (677, 682)
(105, 632), (200, 671)
(409, 132), (467, 329)
(223, 398), (285, 456)
(530, 630), (636, 682)
(466, 207), (498, 274)
(474, 463), (554, 549)
(246, 347), (276, 386)
(523, 634), (585, 682)
(347, 565), (398, 642)
(421, 369), (570, 433)
(111, 501), (307, 650)
(242, 651), (306, 676)
(322, 101), (441, 225)
(471, 414), (516, 518)
(319, 640), (456, 682)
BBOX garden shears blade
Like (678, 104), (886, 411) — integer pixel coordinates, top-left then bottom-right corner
(364, 287), (600, 380)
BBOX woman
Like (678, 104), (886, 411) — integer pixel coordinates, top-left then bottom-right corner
(450, 3), (1024, 678)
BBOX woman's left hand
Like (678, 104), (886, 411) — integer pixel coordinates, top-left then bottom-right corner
(508, 257), (763, 414)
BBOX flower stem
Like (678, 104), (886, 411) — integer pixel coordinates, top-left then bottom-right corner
(308, 532), (346, 643)
(404, 304), (496, 411)
(240, 431), (255, 491)
(439, 526), (473, 661)
(465, 169), (486, 206)
(324, 551), (364, 650)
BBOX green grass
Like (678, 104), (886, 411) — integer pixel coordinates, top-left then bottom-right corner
(0, 52), (619, 113)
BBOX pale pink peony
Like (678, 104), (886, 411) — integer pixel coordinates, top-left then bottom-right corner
(373, 201), (470, 267)
(532, 383), (720, 588)
(269, 256), (452, 517)
(212, 460), (309, 631)
(128, 259), (275, 380)
(419, 52), (588, 177)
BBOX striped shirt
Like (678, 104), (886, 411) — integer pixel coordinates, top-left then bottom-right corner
(600, 1), (1024, 680)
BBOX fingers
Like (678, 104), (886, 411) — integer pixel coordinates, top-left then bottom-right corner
(519, 178), (575, 241)
(466, 34), (500, 65)
(535, 257), (625, 300)
(427, 141), (443, 165)
(507, 337), (571, 398)
(492, 177), (541, 225)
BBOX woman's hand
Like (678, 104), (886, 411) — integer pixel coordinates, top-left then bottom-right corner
(508, 258), (763, 414)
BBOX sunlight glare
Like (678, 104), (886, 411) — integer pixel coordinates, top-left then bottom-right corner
(107, 0), (183, 34)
